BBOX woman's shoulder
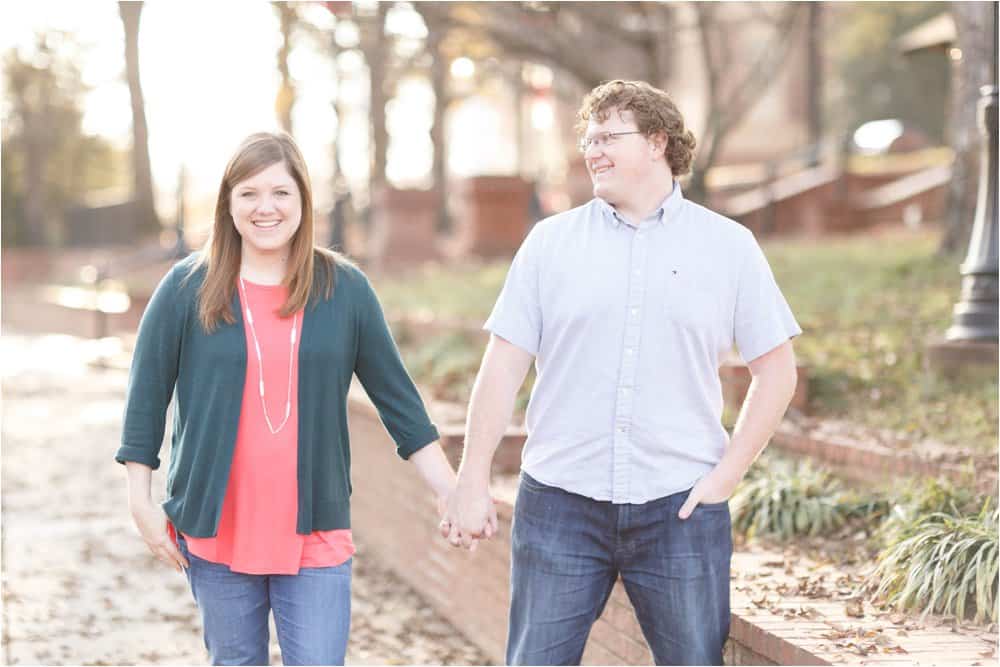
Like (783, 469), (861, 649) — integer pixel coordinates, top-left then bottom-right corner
(315, 248), (368, 291)
(167, 252), (208, 293)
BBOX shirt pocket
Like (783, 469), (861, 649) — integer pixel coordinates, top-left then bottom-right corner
(661, 278), (719, 333)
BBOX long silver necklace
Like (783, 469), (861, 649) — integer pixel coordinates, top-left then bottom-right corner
(238, 276), (298, 435)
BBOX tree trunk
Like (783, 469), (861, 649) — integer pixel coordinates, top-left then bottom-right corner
(119, 1), (159, 237)
(426, 14), (450, 231)
(806, 2), (823, 165)
(940, 2), (996, 255)
(688, 3), (804, 204)
(275, 3), (296, 135)
(366, 3), (390, 197)
(21, 103), (50, 245)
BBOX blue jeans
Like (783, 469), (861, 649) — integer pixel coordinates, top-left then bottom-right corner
(507, 473), (732, 666)
(176, 535), (352, 666)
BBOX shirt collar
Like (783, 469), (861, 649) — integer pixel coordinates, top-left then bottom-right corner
(598, 181), (684, 229)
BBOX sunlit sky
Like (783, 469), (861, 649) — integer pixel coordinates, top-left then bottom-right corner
(1, 1), (546, 219)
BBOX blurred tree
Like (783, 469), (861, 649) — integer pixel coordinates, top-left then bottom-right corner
(365, 2), (391, 199)
(826, 2), (950, 143)
(274, 2), (298, 135)
(1, 37), (123, 247)
(940, 1), (997, 254)
(413, 2), (451, 231)
(409, 2), (802, 204)
(416, 2), (671, 98)
(807, 3), (824, 164)
(687, 2), (805, 201)
(118, 1), (160, 237)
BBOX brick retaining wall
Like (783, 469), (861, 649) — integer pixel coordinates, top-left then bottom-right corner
(348, 389), (775, 665)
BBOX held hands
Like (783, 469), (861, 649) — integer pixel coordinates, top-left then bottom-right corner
(677, 465), (742, 520)
(129, 499), (189, 572)
(438, 481), (499, 551)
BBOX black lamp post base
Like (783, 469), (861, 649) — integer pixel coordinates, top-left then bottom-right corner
(925, 336), (999, 380)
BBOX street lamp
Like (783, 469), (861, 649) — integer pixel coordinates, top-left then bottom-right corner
(925, 4), (999, 376)
(945, 86), (998, 342)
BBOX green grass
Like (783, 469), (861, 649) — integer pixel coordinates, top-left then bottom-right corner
(374, 231), (998, 450)
(376, 260), (533, 415)
(376, 261), (510, 323)
(764, 230), (997, 452)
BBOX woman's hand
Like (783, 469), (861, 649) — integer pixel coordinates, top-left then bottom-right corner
(439, 480), (498, 551)
(129, 499), (189, 572)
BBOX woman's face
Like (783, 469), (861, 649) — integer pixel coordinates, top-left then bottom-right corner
(229, 161), (302, 258)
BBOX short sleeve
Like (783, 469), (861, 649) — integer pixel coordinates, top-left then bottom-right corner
(483, 224), (544, 355)
(733, 235), (802, 363)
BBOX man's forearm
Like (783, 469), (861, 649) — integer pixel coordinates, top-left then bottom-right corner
(459, 366), (522, 486)
(717, 350), (797, 483)
(458, 337), (533, 487)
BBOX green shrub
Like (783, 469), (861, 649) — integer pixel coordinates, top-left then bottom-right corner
(732, 457), (853, 539)
(869, 500), (998, 622)
(877, 477), (980, 548)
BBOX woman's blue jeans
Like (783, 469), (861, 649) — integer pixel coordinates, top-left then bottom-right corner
(507, 473), (732, 666)
(177, 535), (352, 666)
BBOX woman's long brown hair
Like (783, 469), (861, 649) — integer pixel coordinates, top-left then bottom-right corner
(190, 131), (337, 332)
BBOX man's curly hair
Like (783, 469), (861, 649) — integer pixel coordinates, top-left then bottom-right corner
(575, 80), (697, 176)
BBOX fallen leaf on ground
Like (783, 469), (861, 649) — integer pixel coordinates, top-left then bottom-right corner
(845, 599), (865, 618)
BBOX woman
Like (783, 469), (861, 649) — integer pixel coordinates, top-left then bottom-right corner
(116, 131), (465, 665)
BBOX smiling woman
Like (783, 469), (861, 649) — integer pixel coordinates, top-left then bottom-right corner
(116, 131), (463, 665)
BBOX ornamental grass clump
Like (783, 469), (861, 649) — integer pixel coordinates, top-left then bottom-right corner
(876, 477), (979, 547)
(869, 500), (998, 622)
(730, 456), (855, 540)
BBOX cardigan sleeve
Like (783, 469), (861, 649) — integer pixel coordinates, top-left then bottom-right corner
(115, 263), (187, 470)
(352, 273), (439, 460)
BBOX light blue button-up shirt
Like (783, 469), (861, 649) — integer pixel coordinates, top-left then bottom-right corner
(484, 183), (802, 504)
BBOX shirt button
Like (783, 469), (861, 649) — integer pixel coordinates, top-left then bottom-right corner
(618, 426), (627, 433)
(631, 308), (638, 317)
(625, 348), (633, 355)
(621, 387), (630, 395)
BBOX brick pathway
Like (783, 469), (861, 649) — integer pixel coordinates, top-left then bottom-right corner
(730, 548), (998, 665)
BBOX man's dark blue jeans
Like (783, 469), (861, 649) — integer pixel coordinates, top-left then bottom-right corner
(506, 472), (732, 666)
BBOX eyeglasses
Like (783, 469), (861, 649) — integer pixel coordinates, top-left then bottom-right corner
(578, 131), (643, 153)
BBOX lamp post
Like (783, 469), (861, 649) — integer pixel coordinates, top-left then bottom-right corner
(926, 9), (1000, 377)
(945, 86), (998, 342)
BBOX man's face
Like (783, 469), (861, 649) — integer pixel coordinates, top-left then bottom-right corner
(582, 108), (651, 205)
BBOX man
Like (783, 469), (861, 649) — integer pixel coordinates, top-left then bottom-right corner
(442, 79), (801, 666)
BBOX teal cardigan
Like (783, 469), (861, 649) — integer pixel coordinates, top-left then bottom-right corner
(116, 253), (439, 537)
